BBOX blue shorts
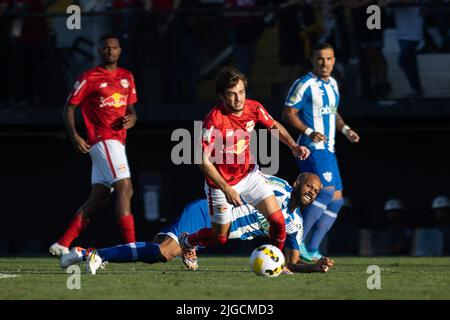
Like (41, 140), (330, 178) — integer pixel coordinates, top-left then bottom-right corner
(296, 149), (343, 190)
(157, 200), (211, 243)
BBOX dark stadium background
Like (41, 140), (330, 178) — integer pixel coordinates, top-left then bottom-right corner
(0, 0), (449, 256)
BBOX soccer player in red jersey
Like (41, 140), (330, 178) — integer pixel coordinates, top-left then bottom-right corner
(179, 67), (310, 252)
(49, 34), (138, 256)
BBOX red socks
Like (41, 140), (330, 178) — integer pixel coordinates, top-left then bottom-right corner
(118, 214), (136, 243)
(58, 215), (90, 247)
(267, 209), (286, 251)
(187, 228), (223, 248)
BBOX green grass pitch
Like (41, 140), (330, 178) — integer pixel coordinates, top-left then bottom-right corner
(0, 256), (449, 300)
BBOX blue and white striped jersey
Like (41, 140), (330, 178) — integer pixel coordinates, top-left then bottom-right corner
(228, 175), (303, 250)
(285, 72), (340, 153)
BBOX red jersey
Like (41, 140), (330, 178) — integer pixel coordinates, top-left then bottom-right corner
(67, 66), (138, 145)
(202, 99), (275, 188)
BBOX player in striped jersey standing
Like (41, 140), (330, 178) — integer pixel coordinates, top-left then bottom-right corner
(281, 43), (360, 262)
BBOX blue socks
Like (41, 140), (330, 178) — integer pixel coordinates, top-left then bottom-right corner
(307, 198), (344, 252)
(302, 188), (335, 238)
(96, 242), (165, 264)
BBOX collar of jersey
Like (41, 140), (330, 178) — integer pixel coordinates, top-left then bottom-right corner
(309, 72), (330, 84)
(97, 65), (119, 74)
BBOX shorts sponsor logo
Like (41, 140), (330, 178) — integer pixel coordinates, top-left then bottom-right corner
(118, 164), (127, 172)
(323, 172), (333, 182)
(216, 206), (228, 214)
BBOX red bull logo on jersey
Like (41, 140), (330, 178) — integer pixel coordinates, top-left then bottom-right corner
(223, 138), (249, 155)
(100, 93), (128, 108)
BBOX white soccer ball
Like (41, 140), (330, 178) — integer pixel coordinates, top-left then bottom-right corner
(250, 244), (285, 277)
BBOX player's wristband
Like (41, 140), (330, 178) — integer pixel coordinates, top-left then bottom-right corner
(342, 125), (350, 135)
(304, 128), (313, 136)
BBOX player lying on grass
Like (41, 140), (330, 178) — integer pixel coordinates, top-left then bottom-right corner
(59, 173), (334, 275)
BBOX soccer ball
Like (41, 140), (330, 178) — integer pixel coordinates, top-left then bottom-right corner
(250, 244), (285, 277)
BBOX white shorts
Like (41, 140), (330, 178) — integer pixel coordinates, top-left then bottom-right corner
(89, 139), (131, 188)
(205, 166), (274, 224)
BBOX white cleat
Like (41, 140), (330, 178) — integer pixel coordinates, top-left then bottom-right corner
(49, 242), (70, 257)
(60, 247), (84, 268)
(181, 248), (199, 271)
(86, 250), (106, 275)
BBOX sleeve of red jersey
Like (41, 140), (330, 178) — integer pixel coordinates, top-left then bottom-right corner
(128, 74), (138, 105)
(255, 103), (275, 128)
(201, 117), (217, 152)
(67, 74), (91, 106)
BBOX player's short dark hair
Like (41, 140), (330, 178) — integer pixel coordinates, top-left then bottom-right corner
(215, 67), (248, 95)
(311, 43), (334, 56)
(99, 34), (120, 45)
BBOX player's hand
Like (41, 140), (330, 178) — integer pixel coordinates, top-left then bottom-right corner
(315, 256), (335, 273)
(345, 129), (360, 143)
(224, 187), (243, 207)
(123, 113), (137, 129)
(291, 145), (310, 161)
(71, 135), (90, 154)
(309, 132), (326, 143)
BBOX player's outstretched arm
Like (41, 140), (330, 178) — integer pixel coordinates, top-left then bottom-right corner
(284, 248), (334, 273)
(336, 112), (360, 143)
(198, 145), (243, 207)
(63, 103), (90, 154)
(282, 106), (326, 143)
(270, 120), (310, 160)
(123, 104), (137, 129)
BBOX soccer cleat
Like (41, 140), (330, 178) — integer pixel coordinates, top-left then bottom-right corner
(299, 242), (314, 262)
(178, 232), (194, 251)
(309, 250), (323, 262)
(49, 242), (70, 257)
(60, 247), (84, 268)
(181, 248), (198, 271)
(86, 249), (106, 275)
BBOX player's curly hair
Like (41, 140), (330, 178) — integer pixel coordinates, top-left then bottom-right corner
(99, 33), (120, 45)
(215, 67), (248, 95)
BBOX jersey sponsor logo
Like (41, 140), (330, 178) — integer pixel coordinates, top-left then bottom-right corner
(120, 79), (129, 88)
(214, 206), (228, 215)
(100, 82), (108, 88)
(223, 138), (249, 155)
(319, 105), (337, 115)
(245, 120), (255, 132)
(99, 93), (128, 108)
(323, 171), (333, 182)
